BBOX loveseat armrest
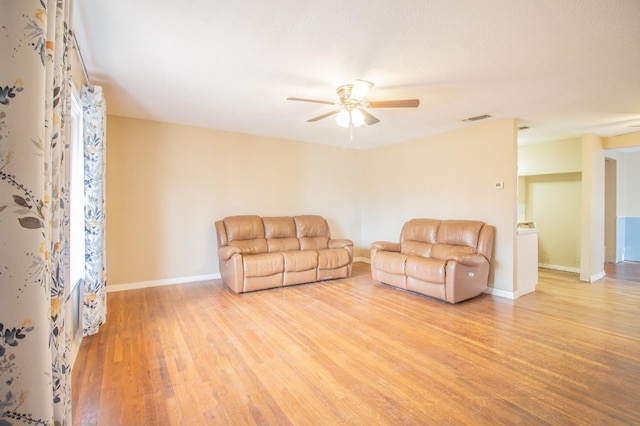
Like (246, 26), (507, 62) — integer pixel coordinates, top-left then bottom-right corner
(218, 246), (241, 261)
(447, 253), (487, 267)
(329, 239), (353, 249)
(370, 241), (401, 252)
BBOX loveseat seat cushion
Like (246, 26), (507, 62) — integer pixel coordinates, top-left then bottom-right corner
(430, 243), (475, 261)
(405, 256), (446, 285)
(371, 251), (408, 289)
(373, 251), (408, 275)
(401, 241), (434, 257)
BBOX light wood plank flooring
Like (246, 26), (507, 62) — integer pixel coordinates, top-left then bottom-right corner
(72, 262), (640, 425)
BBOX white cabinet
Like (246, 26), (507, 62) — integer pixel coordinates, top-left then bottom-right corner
(517, 228), (539, 297)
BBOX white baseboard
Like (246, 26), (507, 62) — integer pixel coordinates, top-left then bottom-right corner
(538, 263), (580, 274)
(108, 273), (221, 293)
(587, 271), (606, 283)
(484, 287), (515, 300)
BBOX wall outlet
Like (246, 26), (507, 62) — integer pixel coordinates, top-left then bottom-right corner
(494, 182), (504, 189)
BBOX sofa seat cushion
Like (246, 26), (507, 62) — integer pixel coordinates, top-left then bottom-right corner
(317, 248), (350, 270)
(282, 250), (318, 272)
(373, 251), (408, 275)
(431, 243), (475, 261)
(243, 253), (284, 277)
(405, 256), (446, 284)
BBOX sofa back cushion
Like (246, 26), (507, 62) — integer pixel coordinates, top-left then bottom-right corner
(401, 219), (440, 244)
(224, 215), (265, 241)
(436, 220), (484, 248)
(294, 215), (330, 250)
(428, 220), (484, 261)
(399, 219), (439, 256)
(263, 216), (300, 252)
(223, 215), (267, 254)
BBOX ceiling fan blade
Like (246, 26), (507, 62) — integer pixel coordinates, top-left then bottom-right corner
(351, 79), (374, 102)
(287, 97), (336, 106)
(360, 109), (380, 125)
(307, 110), (340, 122)
(369, 99), (420, 108)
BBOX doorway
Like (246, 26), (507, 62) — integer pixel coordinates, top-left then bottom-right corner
(604, 158), (617, 263)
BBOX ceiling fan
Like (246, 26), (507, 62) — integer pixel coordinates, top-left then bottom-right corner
(287, 79), (419, 140)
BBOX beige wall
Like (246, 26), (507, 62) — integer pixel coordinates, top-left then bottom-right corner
(361, 118), (518, 293)
(603, 131), (640, 150)
(518, 139), (582, 272)
(518, 137), (582, 175)
(623, 152), (640, 216)
(580, 134), (605, 281)
(107, 115), (362, 285)
(524, 173), (581, 270)
(107, 116), (520, 293)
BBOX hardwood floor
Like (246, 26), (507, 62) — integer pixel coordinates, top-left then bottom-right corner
(72, 262), (640, 425)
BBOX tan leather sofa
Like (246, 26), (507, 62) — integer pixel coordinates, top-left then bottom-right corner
(215, 215), (353, 293)
(370, 219), (495, 303)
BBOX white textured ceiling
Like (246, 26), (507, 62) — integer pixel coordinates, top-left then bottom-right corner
(72, 0), (640, 148)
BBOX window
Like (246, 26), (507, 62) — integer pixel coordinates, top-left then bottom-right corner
(69, 92), (85, 290)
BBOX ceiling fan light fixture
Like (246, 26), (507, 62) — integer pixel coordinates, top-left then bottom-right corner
(351, 108), (366, 127)
(351, 79), (374, 102)
(335, 109), (366, 128)
(335, 110), (351, 128)
(289, 79), (419, 133)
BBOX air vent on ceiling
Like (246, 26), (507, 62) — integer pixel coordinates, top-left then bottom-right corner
(462, 114), (492, 122)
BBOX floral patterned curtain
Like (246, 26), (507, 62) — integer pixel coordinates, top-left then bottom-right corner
(1, 0), (73, 424)
(81, 85), (107, 336)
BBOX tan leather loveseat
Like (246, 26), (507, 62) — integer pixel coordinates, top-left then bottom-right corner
(370, 219), (495, 303)
(215, 215), (353, 293)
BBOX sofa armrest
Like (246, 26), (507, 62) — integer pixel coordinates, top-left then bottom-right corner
(370, 241), (401, 252)
(329, 239), (353, 249)
(218, 246), (241, 261)
(447, 253), (487, 267)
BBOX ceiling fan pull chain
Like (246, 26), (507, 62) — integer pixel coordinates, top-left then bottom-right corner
(349, 120), (355, 142)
